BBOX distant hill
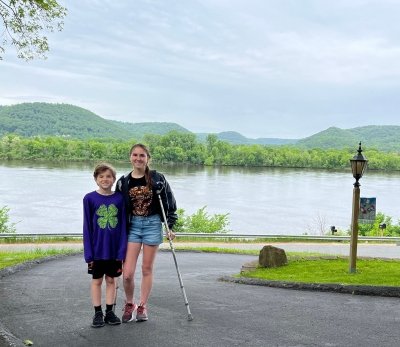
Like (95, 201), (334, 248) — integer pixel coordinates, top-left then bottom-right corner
(297, 126), (400, 151)
(0, 102), (299, 145)
(196, 131), (298, 145)
(2, 103), (400, 151)
(109, 120), (191, 138)
(0, 103), (190, 140)
(296, 127), (358, 149)
(0, 103), (134, 139)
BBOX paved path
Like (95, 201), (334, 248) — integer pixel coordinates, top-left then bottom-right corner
(2, 241), (400, 258)
(1, 251), (400, 346)
(168, 242), (400, 258)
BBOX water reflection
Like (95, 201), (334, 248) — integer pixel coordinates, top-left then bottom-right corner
(1, 160), (399, 235)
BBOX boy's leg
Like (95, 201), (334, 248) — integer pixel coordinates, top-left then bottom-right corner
(104, 275), (121, 325)
(91, 277), (103, 307)
(91, 277), (105, 328)
(105, 275), (116, 307)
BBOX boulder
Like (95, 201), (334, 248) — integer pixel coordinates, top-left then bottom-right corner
(258, 245), (287, 268)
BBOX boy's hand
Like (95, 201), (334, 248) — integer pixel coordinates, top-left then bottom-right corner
(116, 260), (123, 275)
(87, 261), (94, 274)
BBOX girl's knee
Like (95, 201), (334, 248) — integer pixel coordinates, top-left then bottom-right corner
(142, 265), (153, 277)
(123, 273), (134, 282)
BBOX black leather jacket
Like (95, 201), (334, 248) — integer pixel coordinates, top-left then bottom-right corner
(116, 170), (178, 230)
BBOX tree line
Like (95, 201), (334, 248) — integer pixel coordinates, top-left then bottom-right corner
(1, 132), (400, 170)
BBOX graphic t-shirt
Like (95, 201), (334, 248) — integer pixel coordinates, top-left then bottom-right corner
(128, 175), (158, 217)
(83, 191), (127, 263)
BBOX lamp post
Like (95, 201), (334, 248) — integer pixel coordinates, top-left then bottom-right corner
(349, 142), (368, 273)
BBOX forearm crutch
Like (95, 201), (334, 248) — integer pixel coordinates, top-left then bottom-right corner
(113, 276), (119, 312)
(156, 186), (193, 321)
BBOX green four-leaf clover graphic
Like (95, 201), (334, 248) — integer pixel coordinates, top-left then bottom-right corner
(96, 204), (118, 229)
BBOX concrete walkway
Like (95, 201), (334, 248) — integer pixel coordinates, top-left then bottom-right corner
(1, 248), (400, 346)
(1, 241), (399, 258)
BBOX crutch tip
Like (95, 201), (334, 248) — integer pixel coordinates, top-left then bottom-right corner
(187, 314), (193, 321)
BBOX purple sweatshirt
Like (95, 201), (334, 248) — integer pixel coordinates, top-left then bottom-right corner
(83, 191), (127, 263)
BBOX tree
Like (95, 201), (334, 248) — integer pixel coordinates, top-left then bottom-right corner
(0, 0), (67, 60)
(0, 206), (16, 233)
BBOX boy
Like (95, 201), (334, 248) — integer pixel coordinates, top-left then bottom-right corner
(83, 163), (127, 328)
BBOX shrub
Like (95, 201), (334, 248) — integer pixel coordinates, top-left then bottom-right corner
(174, 206), (230, 233)
(358, 212), (400, 236)
(0, 206), (16, 233)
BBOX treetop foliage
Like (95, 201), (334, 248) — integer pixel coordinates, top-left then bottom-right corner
(0, 205), (16, 233)
(0, 0), (67, 60)
(2, 131), (400, 171)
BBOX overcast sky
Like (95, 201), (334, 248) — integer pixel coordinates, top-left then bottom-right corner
(1, 0), (400, 139)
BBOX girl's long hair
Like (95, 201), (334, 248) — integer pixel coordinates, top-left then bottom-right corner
(130, 143), (152, 189)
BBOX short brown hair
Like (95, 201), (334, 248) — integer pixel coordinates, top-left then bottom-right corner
(93, 163), (116, 180)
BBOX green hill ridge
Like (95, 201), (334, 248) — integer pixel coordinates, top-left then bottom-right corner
(0, 102), (298, 145)
(1, 102), (400, 151)
(297, 126), (400, 151)
(109, 120), (191, 138)
(0, 103), (189, 140)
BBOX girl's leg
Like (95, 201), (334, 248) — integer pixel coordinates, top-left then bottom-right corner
(91, 277), (103, 307)
(104, 276), (116, 306)
(139, 244), (159, 306)
(123, 242), (142, 303)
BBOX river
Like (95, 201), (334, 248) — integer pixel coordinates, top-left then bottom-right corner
(1, 160), (399, 235)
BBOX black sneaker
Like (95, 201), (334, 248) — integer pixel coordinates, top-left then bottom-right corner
(105, 310), (121, 325)
(92, 311), (105, 328)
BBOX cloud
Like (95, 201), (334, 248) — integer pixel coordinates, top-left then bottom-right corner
(2, 0), (400, 138)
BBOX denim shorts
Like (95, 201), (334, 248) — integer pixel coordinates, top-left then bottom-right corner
(128, 214), (163, 245)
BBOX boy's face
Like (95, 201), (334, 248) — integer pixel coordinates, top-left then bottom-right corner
(95, 169), (115, 191)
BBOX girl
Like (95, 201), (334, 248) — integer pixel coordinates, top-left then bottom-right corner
(116, 143), (177, 322)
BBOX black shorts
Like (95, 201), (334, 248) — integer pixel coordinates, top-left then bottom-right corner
(88, 260), (123, 279)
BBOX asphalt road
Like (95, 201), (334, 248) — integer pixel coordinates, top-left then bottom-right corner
(1, 251), (400, 346)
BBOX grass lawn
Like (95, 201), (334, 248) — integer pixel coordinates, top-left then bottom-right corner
(2, 235), (398, 244)
(173, 246), (330, 258)
(240, 257), (400, 287)
(2, 244), (400, 288)
(0, 248), (80, 270)
(174, 246), (400, 286)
